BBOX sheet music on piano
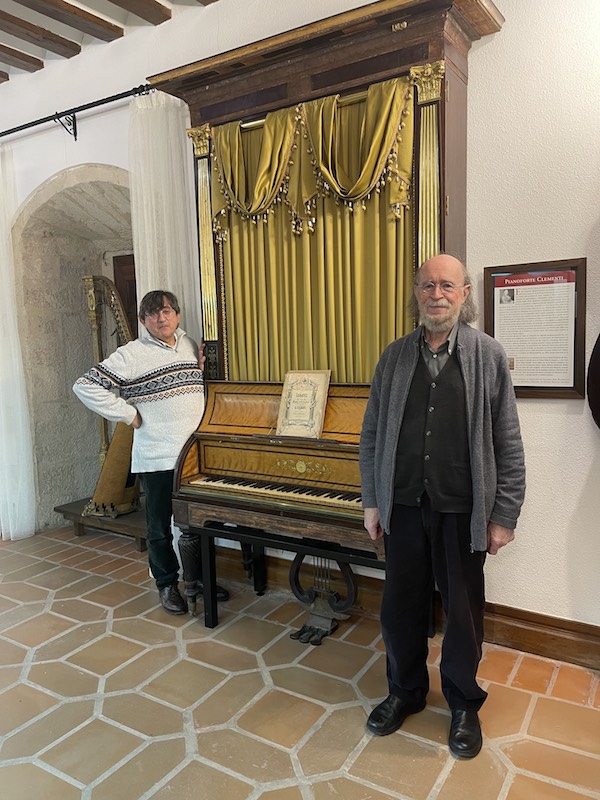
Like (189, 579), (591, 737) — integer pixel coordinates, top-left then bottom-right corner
(276, 370), (331, 438)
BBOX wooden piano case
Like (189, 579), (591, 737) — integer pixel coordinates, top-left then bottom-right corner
(173, 381), (384, 627)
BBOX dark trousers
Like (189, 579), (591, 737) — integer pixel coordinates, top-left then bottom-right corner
(381, 499), (488, 712)
(139, 470), (180, 591)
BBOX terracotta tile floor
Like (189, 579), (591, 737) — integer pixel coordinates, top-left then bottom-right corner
(1, 527), (599, 800)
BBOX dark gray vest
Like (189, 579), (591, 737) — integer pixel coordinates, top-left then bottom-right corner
(394, 352), (472, 512)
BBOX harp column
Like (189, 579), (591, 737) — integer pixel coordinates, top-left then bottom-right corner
(188, 123), (225, 380)
(411, 60), (445, 268)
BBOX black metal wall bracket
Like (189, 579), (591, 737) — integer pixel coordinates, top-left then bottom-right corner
(56, 113), (77, 141)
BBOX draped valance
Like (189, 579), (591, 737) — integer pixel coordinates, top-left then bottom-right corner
(211, 76), (414, 235)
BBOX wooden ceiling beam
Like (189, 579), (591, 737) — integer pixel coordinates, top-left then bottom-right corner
(0, 9), (80, 58)
(106, 0), (171, 26)
(0, 42), (44, 71)
(11, 0), (123, 42)
(0, 69), (9, 83)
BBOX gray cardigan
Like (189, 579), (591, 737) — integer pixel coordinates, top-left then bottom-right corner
(359, 323), (526, 551)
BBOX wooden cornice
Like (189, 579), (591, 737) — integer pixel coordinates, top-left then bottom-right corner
(454, 0), (504, 37)
(0, 9), (80, 59)
(11, 0), (124, 42)
(149, 0), (502, 88)
(149, 0), (503, 127)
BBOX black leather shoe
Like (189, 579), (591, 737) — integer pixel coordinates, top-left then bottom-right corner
(159, 584), (188, 615)
(366, 694), (426, 736)
(449, 710), (482, 758)
(197, 583), (230, 602)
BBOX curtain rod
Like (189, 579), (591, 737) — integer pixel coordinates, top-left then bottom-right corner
(240, 88), (368, 130)
(0, 84), (153, 140)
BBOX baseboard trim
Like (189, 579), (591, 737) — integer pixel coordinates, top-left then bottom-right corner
(215, 547), (600, 670)
(483, 602), (600, 670)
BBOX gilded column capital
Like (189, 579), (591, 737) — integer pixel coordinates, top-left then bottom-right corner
(410, 61), (445, 104)
(187, 123), (211, 158)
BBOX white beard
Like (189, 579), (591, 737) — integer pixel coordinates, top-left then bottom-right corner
(419, 307), (461, 333)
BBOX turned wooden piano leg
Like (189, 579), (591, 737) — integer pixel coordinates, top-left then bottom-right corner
(178, 528), (204, 616)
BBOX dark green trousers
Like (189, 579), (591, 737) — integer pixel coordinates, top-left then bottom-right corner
(139, 470), (180, 590)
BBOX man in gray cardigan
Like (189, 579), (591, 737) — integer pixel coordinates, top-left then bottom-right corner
(359, 254), (525, 759)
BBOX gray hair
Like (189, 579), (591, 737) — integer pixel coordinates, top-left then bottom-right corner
(408, 262), (479, 324)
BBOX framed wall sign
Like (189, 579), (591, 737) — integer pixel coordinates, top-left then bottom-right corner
(483, 258), (586, 399)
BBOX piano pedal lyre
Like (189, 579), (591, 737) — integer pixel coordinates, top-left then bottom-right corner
(289, 555), (357, 646)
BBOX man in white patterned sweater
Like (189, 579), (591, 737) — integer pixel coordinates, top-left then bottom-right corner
(74, 290), (229, 614)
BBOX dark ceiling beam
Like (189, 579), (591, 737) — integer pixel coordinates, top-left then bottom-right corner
(0, 42), (44, 71)
(106, 0), (171, 25)
(0, 9), (80, 58)
(11, 0), (124, 42)
(0, 69), (9, 83)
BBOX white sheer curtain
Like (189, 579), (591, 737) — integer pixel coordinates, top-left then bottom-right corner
(129, 91), (203, 344)
(0, 145), (36, 540)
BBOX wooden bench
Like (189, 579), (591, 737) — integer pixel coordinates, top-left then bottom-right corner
(54, 498), (147, 552)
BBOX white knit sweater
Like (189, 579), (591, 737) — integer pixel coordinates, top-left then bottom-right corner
(73, 328), (204, 473)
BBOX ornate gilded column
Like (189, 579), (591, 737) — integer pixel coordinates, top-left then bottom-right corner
(82, 275), (135, 465)
(83, 275), (109, 465)
(410, 61), (445, 268)
(188, 123), (222, 379)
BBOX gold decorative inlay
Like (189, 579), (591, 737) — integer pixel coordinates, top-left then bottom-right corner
(188, 124), (211, 158)
(391, 21), (408, 31)
(410, 61), (445, 104)
(274, 458), (331, 478)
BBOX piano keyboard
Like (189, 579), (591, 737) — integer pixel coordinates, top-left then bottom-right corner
(188, 475), (362, 511)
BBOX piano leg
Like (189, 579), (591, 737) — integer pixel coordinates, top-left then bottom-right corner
(240, 541), (267, 597)
(200, 533), (218, 628)
(252, 544), (267, 596)
(178, 528), (203, 616)
(177, 528), (219, 625)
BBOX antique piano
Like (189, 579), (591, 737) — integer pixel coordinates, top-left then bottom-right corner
(172, 381), (384, 629)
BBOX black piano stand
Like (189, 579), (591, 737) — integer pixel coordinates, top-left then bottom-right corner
(240, 542), (267, 595)
(178, 522), (384, 629)
(178, 528), (267, 622)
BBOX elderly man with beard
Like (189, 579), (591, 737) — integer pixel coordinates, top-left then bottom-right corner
(359, 254), (525, 758)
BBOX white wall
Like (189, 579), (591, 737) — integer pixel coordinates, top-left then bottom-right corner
(2, 0), (373, 204)
(2, 0), (599, 627)
(468, 0), (600, 625)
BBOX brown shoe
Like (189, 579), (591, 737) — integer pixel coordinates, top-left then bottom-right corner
(159, 584), (188, 615)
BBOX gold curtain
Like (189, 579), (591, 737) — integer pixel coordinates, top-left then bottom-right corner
(211, 76), (414, 383)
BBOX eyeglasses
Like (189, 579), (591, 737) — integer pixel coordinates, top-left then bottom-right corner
(415, 281), (467, 295)
(146, 306), (176, 320)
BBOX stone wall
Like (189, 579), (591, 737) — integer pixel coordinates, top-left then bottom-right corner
(12, 165), (132, 529)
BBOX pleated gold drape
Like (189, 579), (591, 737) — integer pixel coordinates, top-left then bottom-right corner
(211, 77), (414, 383)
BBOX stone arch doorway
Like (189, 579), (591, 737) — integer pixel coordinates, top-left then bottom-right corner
(12, 164), (132, 528)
